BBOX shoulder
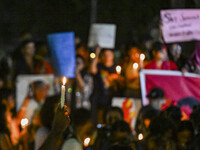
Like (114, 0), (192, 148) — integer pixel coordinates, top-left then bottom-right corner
(62, 138), (82, 150)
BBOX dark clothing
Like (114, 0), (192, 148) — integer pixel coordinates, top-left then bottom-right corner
(13, 56), (39, 79)
(91, 63), (117, 108)
(135, 105), (160, 135)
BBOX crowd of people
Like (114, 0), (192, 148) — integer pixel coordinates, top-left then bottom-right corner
(0, 31), (200, 150)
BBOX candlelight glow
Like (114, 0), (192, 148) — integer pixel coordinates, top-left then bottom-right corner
(140, 53), (145, 61)
(21, 118), (28, 128)
(116, 65), (121, 74)
(84, 137), (90, 147)
(90, 53), (96, 59)
(62, 77), (67, 85)
(133, 63), (139, 69)
(138, 133), (143, 141)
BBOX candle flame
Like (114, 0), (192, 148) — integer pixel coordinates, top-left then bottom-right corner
(84, 137), (90, 147)
(133, 63), (139, 69)
(140, 53), (145, 61)
(138, 133), (143, 140)
(116, 65), (121, 74)
(21, 118), (28, 128)
(90, 53), (96, 59)
(62, 77), (67, 85)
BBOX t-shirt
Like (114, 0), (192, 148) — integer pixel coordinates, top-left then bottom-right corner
(25, 99), (44, 124)
(145, 60), (178, 70)
(91, 63), (117, 107)
(62, 138), (83, 150)
(35, 127), (50, 150)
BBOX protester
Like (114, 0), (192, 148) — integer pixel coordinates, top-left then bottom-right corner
(38, 104), (70, 150)
(135, 87), (165, 137)
(145, 41), (178, 70)
(0, 103), (27, 150)
(183, 41), (200, 74)
(167, 43), (187, 70)
(90, 47), (119, 123)
(124, 46), (141, 97)
(19, 81), (49, 123)
(35, 95), (60, 150)
(13, 40), (37, 78)
(74, 55), (93, 109)
(61, 108), (92, 150)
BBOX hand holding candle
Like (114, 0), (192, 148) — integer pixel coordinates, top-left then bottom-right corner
(61, 77), (67, 108)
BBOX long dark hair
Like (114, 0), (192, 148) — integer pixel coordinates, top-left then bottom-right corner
(0, 104), (10, 135)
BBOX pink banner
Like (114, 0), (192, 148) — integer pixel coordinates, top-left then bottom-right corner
(161, 9), (200, 43)
(140, 70), (200, 106)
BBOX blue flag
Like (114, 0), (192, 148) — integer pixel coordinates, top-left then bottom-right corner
(47, 32), (75, 78)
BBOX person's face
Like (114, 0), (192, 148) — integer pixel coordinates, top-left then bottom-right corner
(102, 50), (114, 64)
(170, 44), (182, 60)
(76, 57), (85, 71)
(24, 42), (35, 57)
(106, 111), (123, 125)
(151, 98), (165, 109)
(34, 85), (49, 102)
(154, 49), (167, 61)
(129, 47), (140, 62)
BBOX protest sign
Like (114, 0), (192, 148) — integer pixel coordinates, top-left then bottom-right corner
(88, 23), (116, 49)
(47, 32), (76, 78)
(112, 97), (141, 130)
(16, 75), (55, 111)
(140, 69), (200, 106)
(161, 9), (200, 43)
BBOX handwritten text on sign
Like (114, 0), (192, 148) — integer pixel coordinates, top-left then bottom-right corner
(161, 9), (200, 43)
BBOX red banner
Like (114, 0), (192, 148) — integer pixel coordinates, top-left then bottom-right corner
(140, 70), (200, 106)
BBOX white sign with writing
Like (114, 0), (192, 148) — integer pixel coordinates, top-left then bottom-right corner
(88, 23), (116, 49)
(161, 9), (200, 43)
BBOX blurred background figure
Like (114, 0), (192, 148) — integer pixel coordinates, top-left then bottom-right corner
(94, 107), (124, 150)
(168, 43), (187, 70)
(176, 121), (194, 150)
(124, 45), (141, 97)
(74, 54), (93, 110)
(62, 108), (92, 150)
(35, 95), (60, 150)
(135, 87), (165, 137)
(183, 41), (200, 74)
(145, 41), (178, 70)
(90, 47), (119, 123)
(13, 40), (36, 79)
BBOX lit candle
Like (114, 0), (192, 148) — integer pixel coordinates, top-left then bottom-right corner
(133, 63), (139, 70)
(116, 65), (121, 75)
(140, 53), (145, 68)
(84, 137), (91, 147)
(61, 77), (67, 108)
(21, 118), (28, 129)
(90, 52), (96, 59)
(138, 133), (143, 141)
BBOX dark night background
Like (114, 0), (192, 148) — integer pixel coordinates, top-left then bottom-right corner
(0, 0), (199, 51)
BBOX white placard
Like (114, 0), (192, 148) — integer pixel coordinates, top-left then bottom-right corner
(88, 23), (116, 49)
(161, 9), (200, 43)
(16, 75), (55, 111)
